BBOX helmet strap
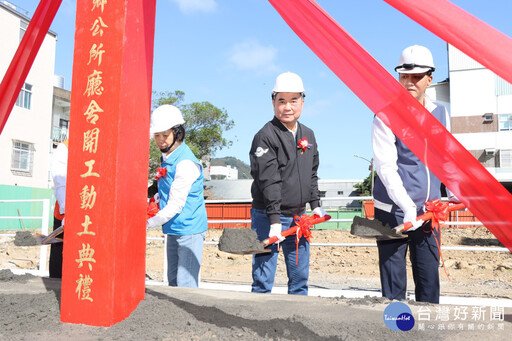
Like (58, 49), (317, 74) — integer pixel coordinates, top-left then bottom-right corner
(159, 138), (176, 154)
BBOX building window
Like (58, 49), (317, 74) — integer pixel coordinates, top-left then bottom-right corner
(319, 191), (326, 198)
(501, 150), (512, 168)
(15, 83), (32, 109)
(499, 114), (512, 131)
(337, 191), (344, 195)
(19, 19), (28, 42)
(59, 119), (69, 129)
(11, 141), (34, 174)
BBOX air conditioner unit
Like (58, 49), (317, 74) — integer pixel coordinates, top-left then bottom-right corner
(485, 148), (496, 156)
(483, 113), (494, 122)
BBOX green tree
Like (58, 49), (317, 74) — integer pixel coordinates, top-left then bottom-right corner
(148, 91), (234, 179)
(354, 171), (376, 196)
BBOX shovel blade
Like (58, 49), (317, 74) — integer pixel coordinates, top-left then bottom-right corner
(221, 249), (271, 255)
(350, 216), (404, 239)
(218, 228), (270, 255)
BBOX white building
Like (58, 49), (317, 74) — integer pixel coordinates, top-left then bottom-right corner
(447, 44), (512, 189)
(0, 1), (57, 189)
(210, 165), (238, 180)
(205, 178), (363, 208)
(318, 179), (363, 208)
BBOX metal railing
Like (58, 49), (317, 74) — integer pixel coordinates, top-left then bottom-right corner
(1, 197), (508, 284)
(52, 127), (68, 143)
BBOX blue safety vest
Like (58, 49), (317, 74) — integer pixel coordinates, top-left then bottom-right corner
(373, 102), (448, 216)
(158, 143), (208, 235)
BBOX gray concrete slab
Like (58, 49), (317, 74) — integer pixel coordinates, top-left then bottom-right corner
(0, 274), (510, 340)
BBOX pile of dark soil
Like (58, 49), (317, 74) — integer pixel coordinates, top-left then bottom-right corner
(13, 231), (40, 246)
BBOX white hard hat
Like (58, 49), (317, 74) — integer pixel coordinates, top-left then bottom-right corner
(395, 45), (435, 74)
(272, 72), (305, 98)
(150, 104), (185, 134)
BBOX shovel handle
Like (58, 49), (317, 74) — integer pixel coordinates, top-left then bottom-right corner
(41, 225), (64, 244)
(396, 203), (466, 233)
(263, 214), (332, 246)
(264, 226), (299, 246)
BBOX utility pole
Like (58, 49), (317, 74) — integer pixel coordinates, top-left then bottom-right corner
(354, 154), (374, 197)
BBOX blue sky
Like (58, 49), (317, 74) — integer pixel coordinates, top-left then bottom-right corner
(12, 0), (512, 179)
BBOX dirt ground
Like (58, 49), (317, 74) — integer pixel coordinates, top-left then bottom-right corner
(197, 227), (512, 299)
(2, 226), (510, 299)
(0, 227), (511, 340)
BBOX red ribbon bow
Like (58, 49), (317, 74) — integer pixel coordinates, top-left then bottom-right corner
(423, 198), (451, 280)
(292, 214), (316, 265)
(424, 199), (450, 229)
(154, 167), (167, 181)
(146, 198), (159, 219)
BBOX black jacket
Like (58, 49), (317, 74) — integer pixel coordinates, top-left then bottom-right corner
(250, 117), (320, 224)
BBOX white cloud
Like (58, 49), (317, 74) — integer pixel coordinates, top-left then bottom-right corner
(227, 39), (279, 72)
(172, 0), (217, 14)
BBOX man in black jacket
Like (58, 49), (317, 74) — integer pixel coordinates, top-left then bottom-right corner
(249, 72), (326, 295)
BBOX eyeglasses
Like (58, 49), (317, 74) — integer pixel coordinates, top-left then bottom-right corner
(395, 64), (435, 72)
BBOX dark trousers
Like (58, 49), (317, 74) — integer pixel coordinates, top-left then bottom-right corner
(375, 208), (440, 303)
(49, 217), (63, 278)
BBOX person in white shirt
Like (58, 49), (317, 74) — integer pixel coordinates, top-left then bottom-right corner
(49, 140), (68, 278)
(372, 45), (451, 303)
(146, 105), (207, 287)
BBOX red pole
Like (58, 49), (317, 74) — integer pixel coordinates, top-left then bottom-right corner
(0, 0), (62, 134)
(60, 0), (156, 326)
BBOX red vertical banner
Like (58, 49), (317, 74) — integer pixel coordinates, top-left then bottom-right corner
(60, 0), (156, 326)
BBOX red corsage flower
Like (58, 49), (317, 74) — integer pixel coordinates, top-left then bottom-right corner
(155, 167), (167, 180)
(297, 137), (312, 154)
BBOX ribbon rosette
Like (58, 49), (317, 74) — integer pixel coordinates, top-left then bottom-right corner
(146, 198), (160, 219)
(424, 199), (450, 230)
(297, 137), (312, 154)
(423, 198), (451, 280)
(293, 215), (315, 265)
(154, 167), (167, 181)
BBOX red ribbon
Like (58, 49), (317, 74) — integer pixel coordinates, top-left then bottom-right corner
(146, 198), (159, 219)
(154, 167), (167, 181)
(423, 199), (450, 280)
(424, 199), (450, 230)
(292, 214), (317, 265)
(0, 0), (63, 134)
(268, 0), (512, 253)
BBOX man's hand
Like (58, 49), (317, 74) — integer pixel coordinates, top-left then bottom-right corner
(146, 217), (161, 230)
(403, 209), (423, 232)
(269, 223), (285, 242)
(312, 207), (327, 217)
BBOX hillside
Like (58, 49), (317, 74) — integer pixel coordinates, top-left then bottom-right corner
(210, 156), (252, 179)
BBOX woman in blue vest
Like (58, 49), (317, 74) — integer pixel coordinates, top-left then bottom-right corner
(146, 105), (207, 287)
(372, 45), (452, 303)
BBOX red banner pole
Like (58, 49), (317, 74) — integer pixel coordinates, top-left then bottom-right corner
(268, 0), (512, 252)
(0, 0), (62, 134)
(60, 0), (156, 326)
(384, 0), (512, 85)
